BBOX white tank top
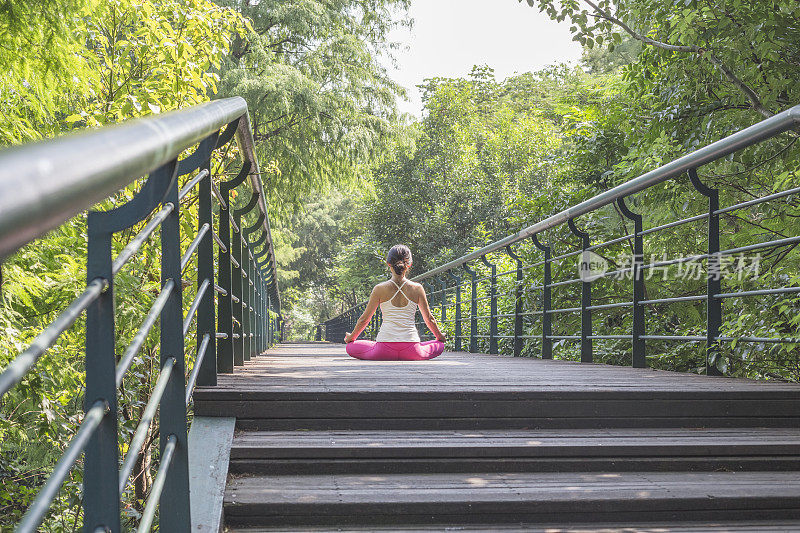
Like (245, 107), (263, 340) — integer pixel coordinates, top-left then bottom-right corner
(375, 279), (420, 342)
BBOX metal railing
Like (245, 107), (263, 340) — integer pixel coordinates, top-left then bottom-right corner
(323, 104), (800, 377)
(0, 97), (282, 532)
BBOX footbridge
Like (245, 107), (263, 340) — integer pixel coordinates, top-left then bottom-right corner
(1, 100), (800, 531)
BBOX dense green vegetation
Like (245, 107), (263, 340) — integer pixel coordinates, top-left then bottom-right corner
(281, 0), (800, 383)
(1, 0), (799, 529)
(0, 0), (405, 529)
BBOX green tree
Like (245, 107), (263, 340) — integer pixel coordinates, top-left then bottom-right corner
(341, 67), (564, 285)
(73, 0), (245, 126)
(214, 0), (411, 215)
(518, 0), (800, 123)
(0, 1), (245, 528)
(0, 0), (96, 144)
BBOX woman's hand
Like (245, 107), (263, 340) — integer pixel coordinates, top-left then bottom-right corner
(436, 333), (446, 342)
(344, 331), (354, 343)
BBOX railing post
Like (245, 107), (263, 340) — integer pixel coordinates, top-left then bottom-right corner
(689, 168), (724, 376)
(196, 136), (217, 386)
(249, 252), (256, 352)
(218, 162), (250, 372)
(480, 255), (498, 354)
(84, 215), (119, 533)
(253, 269), (259, 354)
(532, 234), (552, 359)
(232, 192), (259, 364)
(447, 271), (462, 351)
(260, 273), (265, 351)
(250, 233), (267, 352)
(242, 241), (251, 361)
(569, 218), (592, 363)
(505, 245), (523, 357)
(231, 219), (243, 365)
(439, 277), (447, 335)
(418, 283), (428, 339)
(462, 262), (478, 352)
(270, 294), (275, 346)
(617, 197), (646, 368)
(268, 268), (274, 346)
(243, 214), (264, 360)
(250, 256), (258, 350)
(84, 160), (175, 532)
(159, 165), (190, 533)
(259, 271), (264, 353)
(262, 273), (272, 351)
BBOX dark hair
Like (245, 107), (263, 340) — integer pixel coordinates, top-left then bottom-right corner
(386, 244), (412, 276)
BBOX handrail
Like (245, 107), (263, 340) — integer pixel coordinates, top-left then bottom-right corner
(235, 112), (281, 310)
(329, 104), (800, 316)
(0, 98), (247, 260)
(414, 104), (800, 282)
(323, 104), (800, 379)
(0, 97), (283, 531)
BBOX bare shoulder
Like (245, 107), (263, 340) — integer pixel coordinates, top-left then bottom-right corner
(371, 281), (392, 297)
(405, 280), (426, 297)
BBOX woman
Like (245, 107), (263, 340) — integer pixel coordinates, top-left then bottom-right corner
(344, 244), (446, 361)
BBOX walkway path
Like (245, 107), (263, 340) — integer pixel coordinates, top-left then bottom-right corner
(194, 343), (800, 531)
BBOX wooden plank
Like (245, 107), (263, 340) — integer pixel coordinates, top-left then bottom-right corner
(194, 344), (800, 398)
(212, 345), (800, 530)
(233, 416), (800, 431)
(196, 389), (800, 400)
(188, 416), (235, 533)
(229, 428), (800, 459)
(197, 398), (800, 418)
(223, 471), (800, 527)
(227, 521), (800, 533)
(230, 456), (800, 476)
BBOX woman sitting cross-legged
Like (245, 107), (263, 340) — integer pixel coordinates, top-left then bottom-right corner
(344, 244), (445, 361)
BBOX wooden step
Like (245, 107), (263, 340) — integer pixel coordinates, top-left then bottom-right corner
(195, 347), (800, 430)
(223, 471), (800, 527)
(211, 346), (800, 530)
(227, 520), (800, 532)
(197, 390), (800, 430)
(229, 428), (800, 475)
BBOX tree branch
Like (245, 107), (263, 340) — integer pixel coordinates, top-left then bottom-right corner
(705, 53), (772, 118)
(579, 0), (773, 118)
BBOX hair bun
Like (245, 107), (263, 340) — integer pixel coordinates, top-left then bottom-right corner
(386, 244), (412, 275)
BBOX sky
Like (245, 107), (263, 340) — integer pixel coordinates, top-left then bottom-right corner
(385, 0), (584, 118)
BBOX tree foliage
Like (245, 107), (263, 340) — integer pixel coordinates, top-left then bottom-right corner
(214, 0), (411, 215)
(0, 0), (96, 144)
(0, 1), (244, 529)
(0, 0), (244, 145)
(300, 1), (800, 382)
(519, 0), (800, 122)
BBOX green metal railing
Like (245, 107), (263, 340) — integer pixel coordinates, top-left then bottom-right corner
(324, 104), (800, 377)
(0, 97), (281, 532)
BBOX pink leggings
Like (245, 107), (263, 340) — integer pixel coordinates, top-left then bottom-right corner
(345, 340), (445, 361)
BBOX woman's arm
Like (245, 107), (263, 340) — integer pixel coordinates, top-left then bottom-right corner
(416, 286), (446, 342)
(344, 286), (382, 343)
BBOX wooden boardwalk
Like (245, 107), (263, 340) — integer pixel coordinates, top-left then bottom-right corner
(193, 343), (800, 531)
